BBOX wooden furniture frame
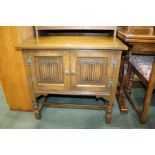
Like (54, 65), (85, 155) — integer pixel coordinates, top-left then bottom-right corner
(117, 26), (155, 122)
(18, 27), (127, 123)
(126, 57), (155, 123)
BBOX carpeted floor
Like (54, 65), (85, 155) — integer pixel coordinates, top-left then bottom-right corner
(0, 85), (155, 129)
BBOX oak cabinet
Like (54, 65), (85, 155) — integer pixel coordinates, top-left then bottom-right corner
(19, 36), (128, 123)
(26, 50), (116, 92)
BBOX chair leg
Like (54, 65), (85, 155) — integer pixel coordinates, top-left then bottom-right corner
(140, 59), (155, 123)
(126, 64), (134, 95)
(126, 58), (155, 123)
(125, 64), (142, 114)
(140, 84), (154, 123)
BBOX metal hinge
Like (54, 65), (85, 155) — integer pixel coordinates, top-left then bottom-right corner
(107, 79), (115, 88)
(26, 57), (32, 65)
(111, 58), (118, 68)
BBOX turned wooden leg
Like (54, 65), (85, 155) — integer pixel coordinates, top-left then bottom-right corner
(105, 103), (113, 124)
(33, 98), (41, 120)
(126, 64), (134, 95)
(125, 66), (142, 114)
(125, 65), (141, 114)
(117, 56), (128, 113)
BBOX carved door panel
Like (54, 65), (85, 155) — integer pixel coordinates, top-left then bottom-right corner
(28, 50), (70, 91)
(70, 50), (115, 92)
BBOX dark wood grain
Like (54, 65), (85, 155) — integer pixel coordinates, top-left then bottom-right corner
(117, 26), (155, 123)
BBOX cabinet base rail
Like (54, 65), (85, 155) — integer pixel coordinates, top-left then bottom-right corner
(33, 94), (113, 124)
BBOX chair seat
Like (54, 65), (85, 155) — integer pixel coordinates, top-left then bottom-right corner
(129, 55), (154, 81)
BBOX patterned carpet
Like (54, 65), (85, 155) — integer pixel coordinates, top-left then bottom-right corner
(0, 85), (155, 129)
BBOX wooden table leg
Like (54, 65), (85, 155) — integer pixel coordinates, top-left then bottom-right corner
(105, 104), (113, 123)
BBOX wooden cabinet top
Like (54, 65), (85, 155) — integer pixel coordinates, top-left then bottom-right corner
(17, 36), (128, 50)
(35, 26), (117, 30)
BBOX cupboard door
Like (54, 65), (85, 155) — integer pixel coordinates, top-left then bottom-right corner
(27, 50), (70, 91)
(70, 50), (114, 92)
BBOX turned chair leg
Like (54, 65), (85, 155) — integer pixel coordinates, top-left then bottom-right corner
(125, 64), (142, 114)
(126, 64), (134, 95)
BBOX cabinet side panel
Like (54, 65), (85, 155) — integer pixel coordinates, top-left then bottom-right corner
(0, 26), (33, 111)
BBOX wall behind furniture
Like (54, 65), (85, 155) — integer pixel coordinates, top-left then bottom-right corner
(0, 26), (34, 111)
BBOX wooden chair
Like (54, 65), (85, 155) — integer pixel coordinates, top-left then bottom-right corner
(126, 54), (155, 123)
